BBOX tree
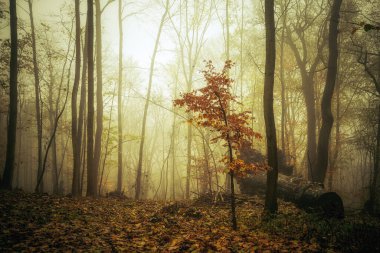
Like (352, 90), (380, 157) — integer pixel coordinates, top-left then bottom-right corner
(1, 0), (18, 190)
(94, 0), (114, 191)
(86, 0), (97, 197)
(315, 0), (342, 184)
(174, 61), (262, 230)
(285, 1), (328, 180)
(169, 0), (213, 199)
(27, 0), (43, 193)
(117, 0), (123, 194)
(135, 0), (170, 200)
(263, 0), (278, 213)
(71, 0), (81, 196)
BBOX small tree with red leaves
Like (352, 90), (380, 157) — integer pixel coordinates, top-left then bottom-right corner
(174, 60), (262, 230)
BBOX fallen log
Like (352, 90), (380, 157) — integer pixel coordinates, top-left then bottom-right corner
(237, 143), (344, 219)
(238, 173), (344, 219)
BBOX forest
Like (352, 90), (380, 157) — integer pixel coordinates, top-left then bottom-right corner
(0, 0), (380, 251)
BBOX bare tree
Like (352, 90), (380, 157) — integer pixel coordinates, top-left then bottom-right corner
(285, 1), (328, 180)
(169, 0), (212, 199)
(135, 0), (170, 200)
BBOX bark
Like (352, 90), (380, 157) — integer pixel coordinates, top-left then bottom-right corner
(1, 0), (18, 190)
(117, 0), (123, 194)
(315, 0), (342, 184)
(71, 0), (82, 196)
(28, 0), (43, 193)
(86, 0), (96, 197)
(135, 0), (169, 200)
(94, 0), (103, 185)
(263, 0), (278, 213)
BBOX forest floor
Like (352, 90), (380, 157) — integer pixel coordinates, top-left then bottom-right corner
(0, 190), (380, 252)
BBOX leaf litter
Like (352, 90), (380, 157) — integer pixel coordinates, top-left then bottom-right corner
(1, 190), (379, 252)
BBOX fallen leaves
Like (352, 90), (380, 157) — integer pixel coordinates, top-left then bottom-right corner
(0, 190), (379, 252)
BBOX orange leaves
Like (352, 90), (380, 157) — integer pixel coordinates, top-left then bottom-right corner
(174, 61), (263, 176)
(228, 159), (265, 177)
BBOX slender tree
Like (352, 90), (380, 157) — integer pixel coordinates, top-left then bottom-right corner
(315, 0), (342, 184)
(135, 0), (170, 200)
(86, 0), (97, 197)
(1, 0), (18, 190)
(27, 0), (43, 193)
(71, 0), (82, 196)
(117, 0), (123, 194)
(263, 0), (278, 213)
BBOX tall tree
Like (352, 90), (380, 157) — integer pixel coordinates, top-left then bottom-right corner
(315, 0), (342, 183)
(285, 2), (327, 180)
(93, 0), (114, 190)
(169, 0), (212, 199)
(263, 0), (278, 213)
(1, 0), (18, 190)
(117, 0), (123, 194)
(71, 0), (82, 196)
(86, 0), (97, 197)
(135, 0), (170, 200)
(27, 0), (43, 193)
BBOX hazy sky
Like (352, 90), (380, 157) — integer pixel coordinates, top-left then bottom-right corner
(0, 0), (233, 97)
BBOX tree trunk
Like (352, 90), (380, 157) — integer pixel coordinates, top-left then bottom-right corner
(86, 0), (96, 197)
(117, 0), (123, 194)
(135, 0), (169, 200)
(315, 0), (342, 184)
(94, 0), (103, 186)
(1, 0), (18, 190)
(263, 0), (278, 213)
(71, 0), (82, 196)
(28, 0), (43, 193)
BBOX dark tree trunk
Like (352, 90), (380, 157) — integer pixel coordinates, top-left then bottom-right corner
(71, 0), (82, 196)
(135, 0), (169, 200)
(315, 0), (342, 184)
(28, 0), (43, 193)
(86, 0), (96, 197)
(117, 0), (123, 194)
(1, 0), (18, 190)
(263, 0), (278, 213)
(94, 0), (103, 186)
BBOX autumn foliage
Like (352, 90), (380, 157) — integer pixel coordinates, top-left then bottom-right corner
(174, 60), (262, 176)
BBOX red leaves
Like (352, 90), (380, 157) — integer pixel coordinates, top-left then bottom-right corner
(174, 61), (263, 175)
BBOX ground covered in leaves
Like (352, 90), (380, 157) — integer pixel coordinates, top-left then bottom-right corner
(1, 190), (380, 252)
